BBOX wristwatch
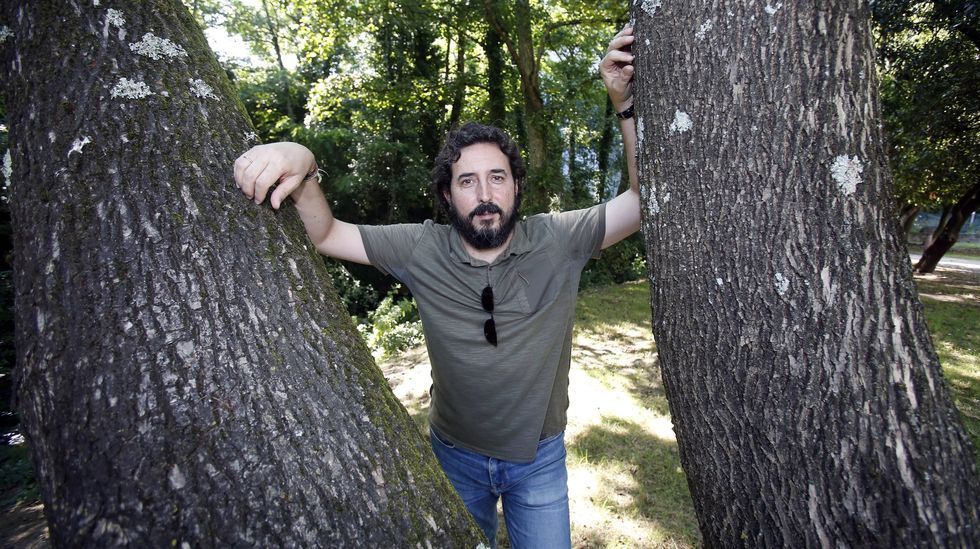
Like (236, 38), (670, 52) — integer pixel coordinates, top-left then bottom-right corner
(615, 104), (634, 120)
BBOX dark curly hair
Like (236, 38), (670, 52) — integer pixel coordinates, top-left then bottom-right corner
(431, 122), (527, 214)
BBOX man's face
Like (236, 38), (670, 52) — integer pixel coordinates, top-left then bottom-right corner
(445, 142), (520, 250)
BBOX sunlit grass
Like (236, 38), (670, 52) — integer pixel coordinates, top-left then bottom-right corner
(915, 267), (980, 470)
(379, 270), (979, 547)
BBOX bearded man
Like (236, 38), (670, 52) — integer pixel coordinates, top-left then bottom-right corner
(233, 26), (640, 549)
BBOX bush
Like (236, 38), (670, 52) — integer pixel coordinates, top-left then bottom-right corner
(581, 232), (646, 288)
(357, 285), (424, 358)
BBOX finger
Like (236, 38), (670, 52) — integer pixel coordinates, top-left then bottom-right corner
(251, 162), (282, 205)
(603, 49), (635, 65)
(614, 24), (634, 38)
(607, 33), (635, 52)
(270, 174), (305, 209)
(241, 157), (271, 200)
(233, 153), (254, 194)
(622, 65), (635, 80)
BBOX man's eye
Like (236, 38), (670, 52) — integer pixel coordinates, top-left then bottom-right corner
(460, 179), (474, 187)
(491, 175), (504, 182)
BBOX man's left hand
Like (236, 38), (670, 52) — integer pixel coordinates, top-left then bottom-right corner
(600, 25), (636, 113)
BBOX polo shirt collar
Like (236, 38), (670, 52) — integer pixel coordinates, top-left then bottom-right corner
(448, 218), (532, 266)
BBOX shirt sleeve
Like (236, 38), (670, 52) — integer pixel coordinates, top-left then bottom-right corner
(549, 203), (606, 261)
(357, 222), (427, 283)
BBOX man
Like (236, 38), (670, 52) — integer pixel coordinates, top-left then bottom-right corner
(234, 26), (639, 549)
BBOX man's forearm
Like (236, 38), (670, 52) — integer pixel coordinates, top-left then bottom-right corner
(291, 175), (336, 251)
(618, 113), (640, 197)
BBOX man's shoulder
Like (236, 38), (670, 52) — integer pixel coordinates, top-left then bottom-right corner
(521, 204), (604, 231)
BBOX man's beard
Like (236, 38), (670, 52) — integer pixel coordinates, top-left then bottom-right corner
(449, 200), (520, 250)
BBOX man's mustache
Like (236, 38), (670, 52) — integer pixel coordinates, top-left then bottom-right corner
(469, 203), (503, 219)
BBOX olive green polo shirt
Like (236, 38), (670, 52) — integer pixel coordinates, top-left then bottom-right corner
(358, 204), (605, 462)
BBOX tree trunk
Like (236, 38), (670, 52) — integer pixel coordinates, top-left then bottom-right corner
(899, 203), (920, 240)
(914, 181), (980, 273)
(447, 27), (467, 131)
(483, 0), (562, 213)
(261, 0), (295, 122)
(484, 27), (507, 127)
(0, 1), (483, 546)
(633, 2), (979, 546)
(924, 205), (951, 249)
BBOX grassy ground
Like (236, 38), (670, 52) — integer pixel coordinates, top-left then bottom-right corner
(913, 267), (980, 470)
(908, 240), (980, 259)
(381, 266), (980, 548)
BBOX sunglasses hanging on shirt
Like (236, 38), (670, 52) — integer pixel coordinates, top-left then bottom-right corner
(481, 284), (497, 346)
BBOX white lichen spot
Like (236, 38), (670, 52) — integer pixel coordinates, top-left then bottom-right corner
(189, 78), (217, 99)
(636, 117), (645, 144)
(169, 464), (187, 489)
(2, 149), (11, 182)
(110, 78), (154, 99)
(48, 131), (56, 143)
(68, 136), (92, 157)
(245, 131), (258, 142)
(93, 0), (100, 5)
(106, 8), (124, 28)
(669, 110), (693, 134)
(774, 272), (790, 296)
(0, 26), (12, 44)
(765, 3), (782, 15)
(716, 278), (724, 286)
(695, 20), (713, 40)
(181, 543), (191, 549)
(425, 514), (438, 531)
(644, 38), (650, 46)
(830, 154), (863, 195)
(662, 192), (670, 204)
(366, 466), (383, 490)
(129, 33), (187, 60)
(108, 396), (118, 407)
(647, 196), (660, 216)
(639, 0), (662, 17)
(176, 340), (195, 361)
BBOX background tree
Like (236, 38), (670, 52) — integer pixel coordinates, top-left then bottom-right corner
(0, 0), (484, 544)
(873, 0), (980, 272)
(633, 1), (979, 545)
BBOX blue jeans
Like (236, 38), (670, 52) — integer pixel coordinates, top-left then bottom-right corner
(429, 428), (571, 549)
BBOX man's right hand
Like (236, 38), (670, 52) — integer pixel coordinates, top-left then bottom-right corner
(234, 142), (316, 210)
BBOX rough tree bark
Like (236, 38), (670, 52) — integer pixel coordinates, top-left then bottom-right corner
(632, 1), (979, 546)
(0, 1), (483, 546)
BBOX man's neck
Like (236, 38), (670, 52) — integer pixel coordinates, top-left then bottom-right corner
(463, 231), (515, 264)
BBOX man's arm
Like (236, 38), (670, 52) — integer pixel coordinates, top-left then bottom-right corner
(233, 142), (371, 265)
(599, 25), (641, 250)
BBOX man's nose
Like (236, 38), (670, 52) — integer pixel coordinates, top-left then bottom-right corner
(476, 179), (492, 202)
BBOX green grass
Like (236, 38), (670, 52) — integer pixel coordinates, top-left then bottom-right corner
(567, 271), (980, 545)
(908, 240), (980, 259)
(914, 268), (980, 470)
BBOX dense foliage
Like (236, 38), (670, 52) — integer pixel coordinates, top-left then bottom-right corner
(873, 1), (979, 237)
(197, 0), (637, 319)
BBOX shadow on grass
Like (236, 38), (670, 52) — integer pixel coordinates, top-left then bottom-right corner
(574, 340), (670, 417)
(568, 417), (700, 546)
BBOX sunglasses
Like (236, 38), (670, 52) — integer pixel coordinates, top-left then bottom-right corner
(481, 285), (497, 346)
